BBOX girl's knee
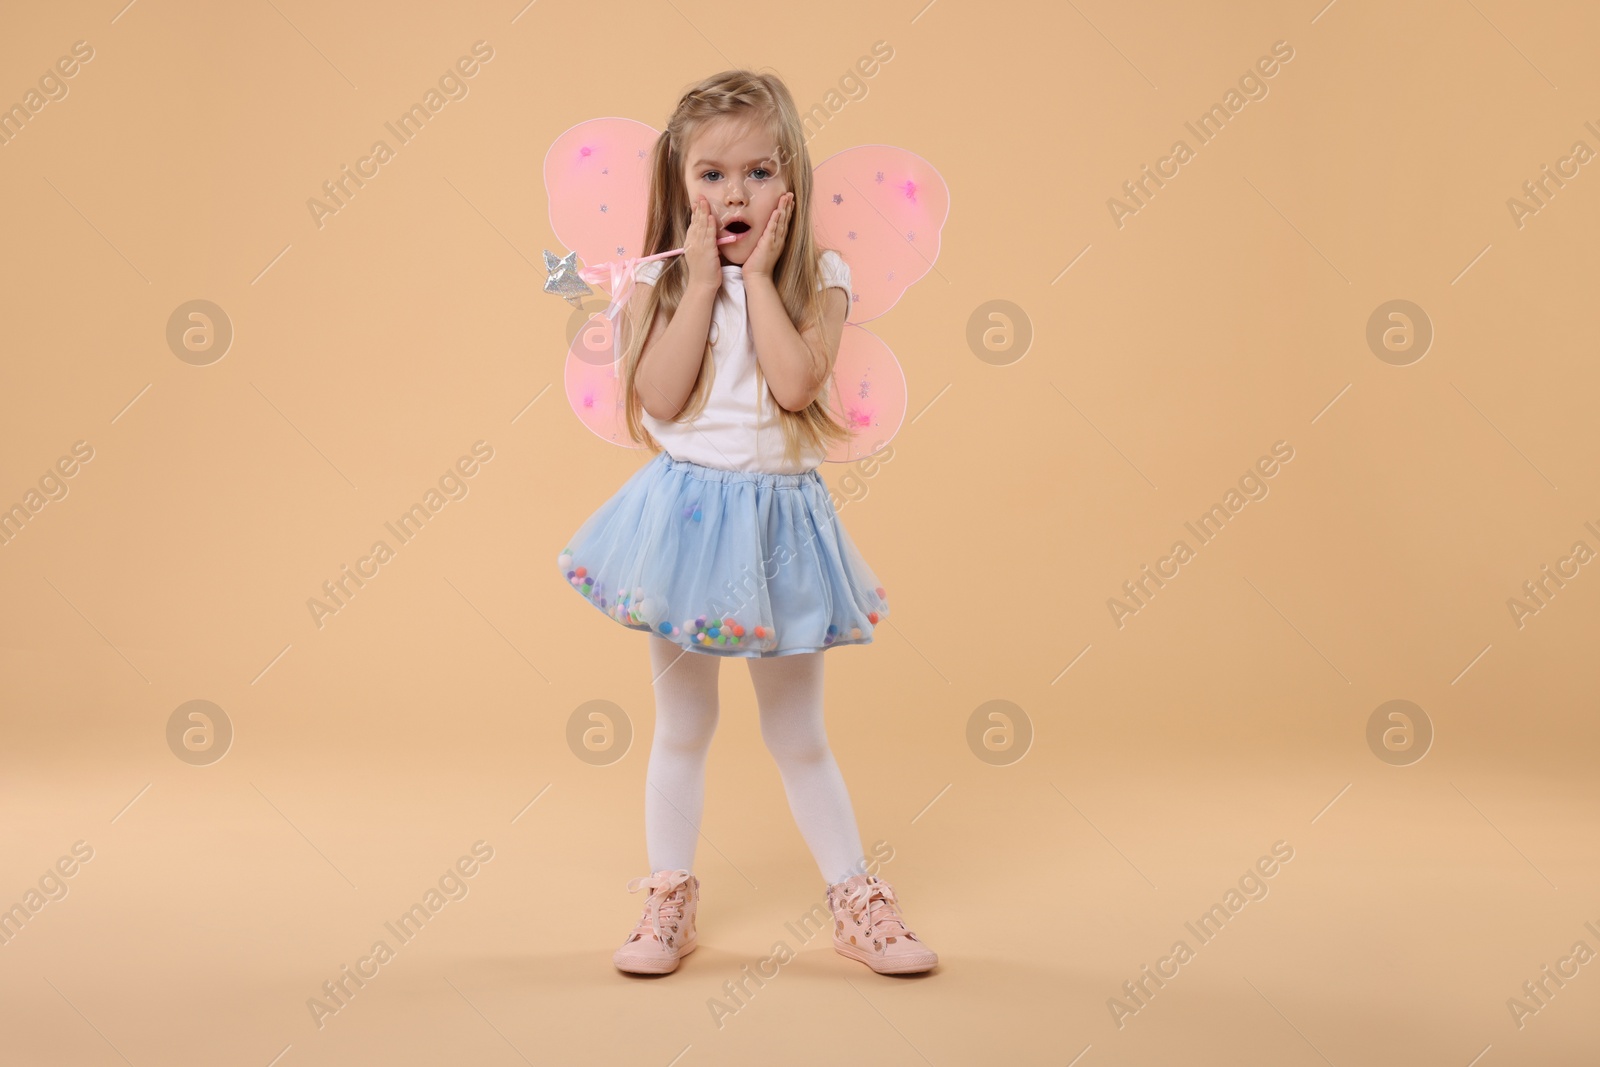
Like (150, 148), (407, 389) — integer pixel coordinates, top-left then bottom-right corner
(760, 726), (829, 765)
(655, 708), (720, 752)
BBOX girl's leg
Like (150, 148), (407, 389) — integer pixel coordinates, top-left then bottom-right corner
(643, 634), (722, 873)
(746, 650), (867, 885)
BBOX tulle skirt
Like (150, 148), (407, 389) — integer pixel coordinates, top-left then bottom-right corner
(557, 451), (890, 658)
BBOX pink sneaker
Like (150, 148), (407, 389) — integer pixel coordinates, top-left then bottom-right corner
(613, 868), (699, 974)
(826, 873), (938, 974)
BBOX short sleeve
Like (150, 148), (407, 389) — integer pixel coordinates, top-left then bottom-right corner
(817, 250), (851, 318)
(634, 258), (666, 286)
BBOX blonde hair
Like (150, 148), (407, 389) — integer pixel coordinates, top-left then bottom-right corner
(619, 70), (851, 470)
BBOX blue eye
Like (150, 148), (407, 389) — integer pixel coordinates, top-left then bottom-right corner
(701, 167), (774, 182)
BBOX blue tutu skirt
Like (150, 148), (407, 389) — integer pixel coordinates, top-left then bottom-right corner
(558, 452), (890, 658)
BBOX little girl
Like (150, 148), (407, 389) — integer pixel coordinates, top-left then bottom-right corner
(556, 71), (936, 976)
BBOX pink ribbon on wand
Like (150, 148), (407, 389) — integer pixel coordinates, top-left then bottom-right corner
(543, 234), (740, 316)
(542, 234), (742, 367)
(584, 231), (741, 282)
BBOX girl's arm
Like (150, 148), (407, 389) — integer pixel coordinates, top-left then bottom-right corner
(745, 278), (848, 412)
(634, 280), (718, 421)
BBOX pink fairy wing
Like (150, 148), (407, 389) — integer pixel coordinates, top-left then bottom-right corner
(544, 116), (659, 268)
(562, 313), (639, 448)
(809, 144), (949, 325)
(810, 145), (948, 462)
(546, 117), (660, 448)
(823, 324), (907, 464)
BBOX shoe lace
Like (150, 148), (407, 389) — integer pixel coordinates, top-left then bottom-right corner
(626, 869), (692, 942)
(839, 877), (912, 941)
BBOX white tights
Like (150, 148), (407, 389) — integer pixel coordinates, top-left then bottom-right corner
(643, 634), (867, 886)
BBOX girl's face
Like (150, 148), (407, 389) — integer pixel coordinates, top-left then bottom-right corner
(682, 117), (788, 267)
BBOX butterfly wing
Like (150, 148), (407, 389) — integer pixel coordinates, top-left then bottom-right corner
(822, 324), (908, 463)
(810, 145), (949, 461)
(544, 115), (660, 271)
(561, 310), (636, 447)
(546, 116), (660, 448)
(810, 144), (950, 324)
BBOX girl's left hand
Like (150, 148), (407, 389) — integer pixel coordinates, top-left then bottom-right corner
(742, 191), (793, 279)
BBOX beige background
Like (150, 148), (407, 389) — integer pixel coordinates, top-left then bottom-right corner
(3, 0), (1598, 1064)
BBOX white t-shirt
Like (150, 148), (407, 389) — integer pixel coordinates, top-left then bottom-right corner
(636, 249), (852, 474)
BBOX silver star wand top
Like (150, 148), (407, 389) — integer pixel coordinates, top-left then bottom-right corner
(542, 234), (741, 309)
(541, 249), (593, 306)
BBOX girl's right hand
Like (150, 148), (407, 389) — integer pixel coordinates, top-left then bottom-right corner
(684, 196), (722, 294)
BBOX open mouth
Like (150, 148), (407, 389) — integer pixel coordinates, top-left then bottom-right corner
(723, 220), (751, 235)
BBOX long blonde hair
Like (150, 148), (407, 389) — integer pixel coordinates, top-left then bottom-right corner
(619, 70), (851, 470)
